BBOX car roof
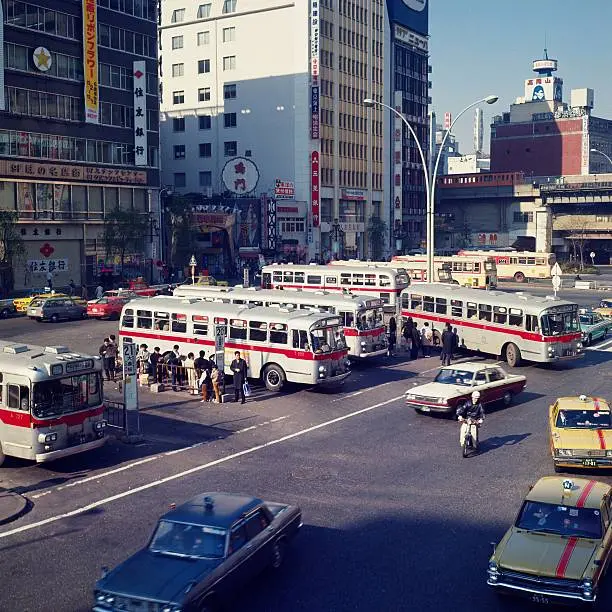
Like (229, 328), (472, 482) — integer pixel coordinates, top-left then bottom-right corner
(526, 477), (611, 509)
(440, 362), (500, 373)
(162, 492), (263, 528)
(554, 396), (610, 411)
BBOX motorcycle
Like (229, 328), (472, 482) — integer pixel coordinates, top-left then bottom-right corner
(459, 416), (482, 458)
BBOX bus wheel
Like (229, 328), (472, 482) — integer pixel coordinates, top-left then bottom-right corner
(263, 364), (285, 392)
(513, 271), (526, 283)
(505, 343), (522, 368)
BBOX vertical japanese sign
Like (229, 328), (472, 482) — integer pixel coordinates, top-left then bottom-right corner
(0, 0), (5, 111)
(393, 91), (403, 238)
(311, 151), (320, 227)
(310, 0), (319, 141)
(133, 61), (148, 166)
(82, 0), (99, 123)
(122, 342), (138, 411)
(581, 114), (590, 176)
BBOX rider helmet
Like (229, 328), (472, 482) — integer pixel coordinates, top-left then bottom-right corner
(471, 391), (481, 401)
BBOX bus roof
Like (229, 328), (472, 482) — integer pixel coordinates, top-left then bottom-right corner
(459, 249), (553, 256)
(326, 260), (408, 272)
(263, 263), (404, 276)
(124, 296), (344, 328)
(404, 284), (578, 313)
(0, 341), (101, 381)
(172, 286), (384, 309)
(394, 254), (494, 262)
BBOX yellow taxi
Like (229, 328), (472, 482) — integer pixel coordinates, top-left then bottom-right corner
(13, 290), (87, 313)
(594, 298), (612, 320)
(549, 395), (612, 472)
(488, 476), (612, 606)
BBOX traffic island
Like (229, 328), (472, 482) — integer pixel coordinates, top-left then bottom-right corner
(0, 491), (28, 525)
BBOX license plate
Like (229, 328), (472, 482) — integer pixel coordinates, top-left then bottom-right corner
(531, 594), (549, 604)
(420, 406), (430, 412)
(583, 458), (598, 467)
(92, 308), (98, 313)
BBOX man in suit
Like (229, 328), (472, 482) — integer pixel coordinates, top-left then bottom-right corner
(230, 351), (248, 404)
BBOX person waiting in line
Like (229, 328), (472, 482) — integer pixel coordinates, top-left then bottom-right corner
(440, 323), (454, 366)
(230, 351), (248, 404)
(210, 364), (222, 403)
(421, 322), (433, 357)
(150, 347), (162, 384)
(185, 352), (197, 394)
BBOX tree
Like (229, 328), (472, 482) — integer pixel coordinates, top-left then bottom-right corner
(164, 195), (195, 270)
(367, 215), (388, 260)
(0, 211), (25, 292)
(554, 214), (591, 270)
(103, 209), (148, 276)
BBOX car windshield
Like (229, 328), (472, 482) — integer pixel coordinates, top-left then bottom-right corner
(516, 501), (602, 539)
(556, 410), (612, 429)
(149, 520), (226, 559)
(32, 373), (102, 418)
(434, 369), (475, 386)
(540, 309), (579, 336)
(579, 315), (594, 326)
(601, 300), (612, 308)
(310, 325), (346, 352)
(96, 298), (110, 304)
(29, 298), (45, 307)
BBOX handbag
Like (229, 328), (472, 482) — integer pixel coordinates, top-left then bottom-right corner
(242, 382), (251, 397)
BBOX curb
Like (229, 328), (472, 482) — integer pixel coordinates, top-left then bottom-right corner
(0, 491), (29, 526)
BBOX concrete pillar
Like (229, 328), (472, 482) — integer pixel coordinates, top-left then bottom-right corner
(535, 205), (552, 253)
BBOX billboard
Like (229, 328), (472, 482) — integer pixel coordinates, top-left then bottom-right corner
(524, 76), (563, 103)
(133, 61), (148, 166)
(386, 0), (428, 36)
(311, 152), (320, 227)
(82, 0), (99, 123)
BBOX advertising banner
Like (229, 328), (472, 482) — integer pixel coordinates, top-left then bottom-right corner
(82, 0), (99, 123)
(393, 91), (403, 233)
(386, 0), (428, 36)
(310, 0), (320, 140)
(133, 61), (148, 166)
(311, 152), (320, 227)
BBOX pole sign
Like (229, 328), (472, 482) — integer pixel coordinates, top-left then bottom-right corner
(243, 267), (250, 288)
(311, 151), (320, 227)
(133, 61), (148, 166)
(551, 262), (562, 297)
(122, 342), (137, 376)
(122, 343), (138, 411)
(215, 324), (226, 371)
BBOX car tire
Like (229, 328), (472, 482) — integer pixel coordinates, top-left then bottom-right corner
(271, 538), (286, 570)
(0, 308), (9, 319)
(504, 343), (522, 368)
(50, 314), (58, 323)
(263, 364), (286, 392)
(81, 311), (88, 319)
(502, 391), (513, 407)
(514, 271), (526, 283)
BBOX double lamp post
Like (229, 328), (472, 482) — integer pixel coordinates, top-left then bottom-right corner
(363, 94), (498, 282)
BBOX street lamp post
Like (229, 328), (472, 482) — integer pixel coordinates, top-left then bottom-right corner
(330, 218), (345, 260)
(590, 148), (612, 170)
(364, 95), (498, 282)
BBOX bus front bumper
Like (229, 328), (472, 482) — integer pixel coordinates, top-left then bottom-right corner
(35, 437), (106, 462)
(358, 347), (388, 359)
(315, 371), (351, 387)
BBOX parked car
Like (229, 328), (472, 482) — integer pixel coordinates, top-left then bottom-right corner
(13, 289), (66, 312)
(93, 492), (302, 612)
(180, 275), (229, 287)
(87, 296), (133, 320)
(120, 278), (171, 297)
(488, 476), (612, 606)
(0, 298), (16, 318)
(579, 309), (611, 346)
(549, 395), (612, 472)
(594, 298), (612, 320)
(87, 290), (139, 305)
(405, 362), (527, 415)
(27, 297), (87, 322)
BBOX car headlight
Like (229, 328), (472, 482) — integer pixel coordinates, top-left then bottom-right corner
(557, 449), (573, 457)
(94, 420), (107, 431)
(582, 579), (592, 588)
(318, 365), (326, 372)
(360, 341), (367, 347)
(437, 398), (449, 405)
(38, 432), (58, 444)
(162, 606), (182, 612)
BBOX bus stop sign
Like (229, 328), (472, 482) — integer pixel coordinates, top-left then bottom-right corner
(215, 324), (226, 370)
(123, 343), (137, 376)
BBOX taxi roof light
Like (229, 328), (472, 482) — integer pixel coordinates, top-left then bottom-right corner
(562, 479), (574, 491)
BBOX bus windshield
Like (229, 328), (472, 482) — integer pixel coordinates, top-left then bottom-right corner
(32, 373), (102, 419)
(540, 309), (579, 336)
(311, 326), (346, 352)
(356, 307), (384, 330)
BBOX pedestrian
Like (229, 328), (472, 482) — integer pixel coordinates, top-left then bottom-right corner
(409, 320), (421, 360)
(46, 270), (53, 290)
(199, 366), (210, 402)
(421, 322), (433, 357)
(441, 323), (454, 366)
(387, 316), (397, 356)
(452, 327), (460, 355)
(230, 350), (248, 404)
(96, 284), (104, 299)
(211, 364), (222, 403)
(150, 346), (162, 384)
(99, 338), (111, 381)
(81, 284), (88, 301)
(402, 319), (411, 353)
(164, 348), (179, 391)
(194, 350), (208, 391)
(105, 337), (118, 380)
(136, 343), (151, 377)
(185, 352), (197, 393)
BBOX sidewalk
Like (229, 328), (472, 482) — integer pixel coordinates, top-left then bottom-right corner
(0, 491), (28, 525)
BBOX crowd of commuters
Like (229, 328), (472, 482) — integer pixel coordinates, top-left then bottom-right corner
(387, 317), (459, 364)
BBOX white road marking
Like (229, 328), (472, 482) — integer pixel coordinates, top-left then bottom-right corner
(331, 381), (392, 402)
(0, 396), (403, 540)
(235, 415), (289, 434)
(585, 338), (612, 352)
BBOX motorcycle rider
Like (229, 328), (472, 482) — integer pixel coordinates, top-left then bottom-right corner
(457, 390), (485, 450)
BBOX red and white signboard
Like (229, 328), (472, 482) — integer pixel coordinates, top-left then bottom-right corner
(274, 179), (295, 199)
(443, 112), (452, 131)
(311, 151), (320, 227)
(393, 91), (403, 227)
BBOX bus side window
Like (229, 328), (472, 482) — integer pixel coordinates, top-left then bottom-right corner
(467, 302), (477, 319)
(325, 276), (337, 285)
(451, 300), (463, 318)
(292, 330), (309, 350)
(379, 275), (391, 287)
(230, 319), (247, 340)
(307, 275), (321, 285)
(122, 308), (134, 328)
(365, 274), (376, 286)
(269, 324), (288, 344)
(154, 311), (170, 331)
(435, 298), (447, 315)
(295, 272), (305, 283)
(410, 295), (423, 311)
(493, 307), (507, 325)
(509, 309), (523, 326)
(340, 274), (351, 286)
(401, 294), (410, 309)
(8, 385), (28, 411)
(479, 304), (492, 322)
(171, 313), (187, 333)
(249, 321), (267, 342)
(353, 274), (364, 286)
(137, 310), (153, 329)
(272, 271), (282, 283)
(283, 271), (293, 283)
(526, 315), (539, 333)
(423, 296), (434, 313)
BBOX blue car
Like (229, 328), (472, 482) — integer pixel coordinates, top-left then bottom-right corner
(93, 492), (302, 612)
(579, 310), (612, 346)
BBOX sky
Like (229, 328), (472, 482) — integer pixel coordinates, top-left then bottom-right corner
(428, 0), (612, 154)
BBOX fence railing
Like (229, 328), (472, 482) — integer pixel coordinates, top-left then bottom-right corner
(103, 399), (127, 431)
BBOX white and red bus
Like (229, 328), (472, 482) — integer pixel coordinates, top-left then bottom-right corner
(458, 250), (555, 283)
(328, 259), (456, 284)
(0, 342), (106, 466)
(400, 284), (583, 367)
(261, 263), (409, 316)
(172, 285), (388, 359)
(119, 297), (350, 391)
(392, 254), (497, 288)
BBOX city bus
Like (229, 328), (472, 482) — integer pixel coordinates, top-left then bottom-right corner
(392, 254), (497, 288)
(172, 285), (388, 359)
(328, 259), (457, 284)
(400, 284), (583, 367)
(458, 249), (556, 283)
(260, 263), (409, 317)
(0, 341), (106, 466)
(119, 297), (350, 392)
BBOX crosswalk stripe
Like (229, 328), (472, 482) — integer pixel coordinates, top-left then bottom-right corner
(585, 337), (612, 352)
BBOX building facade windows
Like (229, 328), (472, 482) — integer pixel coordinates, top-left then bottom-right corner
(513, 211), (534, 223)
(222, 27), (236, 42)
(173, 117), (185, 131)
(198, 87), (211, 101)
(97, 0), (158, 21)
(279, 218), (305, 233)
(4, 1), (79, 39)
(6, 87), (80, 122)
(199, 143), (212, 157)
(198, 115), (212, 129)
(223, 83), (237, 99)
(174, 172), (186, 187)
(222, 56), (236, 71)
(171, 8), (185, 22)
(97, 23), (156, 57)
(173, 144), (186, 159)
(199, 171), (212, 187)
(172, 90), (185, 104)
(100, 101), (134, 128)
(172, 63), (184, 77)
(197, 31), (210, 45)
(5, 43), (83, 82)
(224, 113), (237, 128)
(171, 35), (184, 49)
(198, 59), (211, 74)
(222, 0), (237, 14)
(197, 3), (211, 18)
(224, 141), (237, 156)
